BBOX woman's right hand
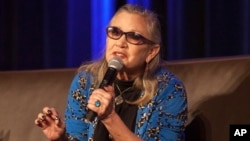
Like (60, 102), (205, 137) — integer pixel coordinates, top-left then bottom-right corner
(34, 107), (66, 141)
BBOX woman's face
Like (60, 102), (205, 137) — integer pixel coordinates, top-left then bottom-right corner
(105, 12), (159, 77)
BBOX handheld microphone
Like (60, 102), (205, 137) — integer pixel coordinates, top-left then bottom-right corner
(85, 57), (123, 122)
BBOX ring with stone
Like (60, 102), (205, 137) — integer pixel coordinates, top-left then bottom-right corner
(95, 100), (101, 107)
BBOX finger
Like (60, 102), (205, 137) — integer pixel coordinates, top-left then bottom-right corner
(88, 91), (104, 107)
(35, 113), (48, 128)
(93, 88), (114, 101)
(39, 109), (53, 124)
(42, 107), (59, 119)
(87, 96), (107, 115)
(46, 107), (64, 126)
(42, 107), (52, 115)
(38, 113), (46, 121)
(49, 107), (59, 115)
(103, 86), (115, 98)
(88, 94), (103, 104)
(34, 119), (42, 127)
(52, 115), (66, 129)
(52, 115), (61, 126)
(89, 98), (113, 115)
(90, 89), (114, 108)
(87, 98), (101, 112)
(104, 85), (114, 94)
(42, 107), (55, 115)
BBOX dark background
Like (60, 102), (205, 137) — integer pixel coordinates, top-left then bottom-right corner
(1, 0), (249, 71)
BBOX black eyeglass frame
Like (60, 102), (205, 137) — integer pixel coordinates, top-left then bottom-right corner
(106, 26), (156, 45)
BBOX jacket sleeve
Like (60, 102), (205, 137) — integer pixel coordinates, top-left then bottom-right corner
(64, 71), (95, 141)
(138, 72), (188, 141)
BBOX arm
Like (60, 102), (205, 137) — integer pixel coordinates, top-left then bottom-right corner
(159, 81), (187, 140)
(34, 71), (94, 141)
(87, 86), (143, 141)
(64, 71), (95, 140)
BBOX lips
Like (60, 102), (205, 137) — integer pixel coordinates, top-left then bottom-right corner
(112, 51), (127, 58)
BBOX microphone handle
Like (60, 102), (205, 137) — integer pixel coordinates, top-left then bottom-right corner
(85, 67), (118, 122)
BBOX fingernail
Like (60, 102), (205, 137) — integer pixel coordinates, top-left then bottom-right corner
(47, 109), (52, 114)
(42, 115), (46, 120)
(36, 120), (41, 124)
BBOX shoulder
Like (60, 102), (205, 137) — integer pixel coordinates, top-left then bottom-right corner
(155, 67), (184, 85)
(70, 70), (96, 90)
(154, 67), (186, 97)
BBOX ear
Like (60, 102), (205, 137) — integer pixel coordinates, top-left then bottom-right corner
(146, 45), (160, 63)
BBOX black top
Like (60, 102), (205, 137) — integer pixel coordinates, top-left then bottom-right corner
(93, 79), (141, 141)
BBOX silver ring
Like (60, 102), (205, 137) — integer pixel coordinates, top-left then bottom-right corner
(54, 116), (59, 120)
(95, 100), (101, 107)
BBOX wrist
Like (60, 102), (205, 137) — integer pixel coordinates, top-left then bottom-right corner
(51, 132), (68, 141)
(100, 110), (116, 122)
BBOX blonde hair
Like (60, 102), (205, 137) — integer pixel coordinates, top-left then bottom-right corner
(78, 4), (162, 105)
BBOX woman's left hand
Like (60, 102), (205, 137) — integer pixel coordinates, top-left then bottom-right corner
(87, 85), (115, 119)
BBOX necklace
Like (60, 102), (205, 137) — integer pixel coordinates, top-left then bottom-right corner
(114, 84), (132, 106)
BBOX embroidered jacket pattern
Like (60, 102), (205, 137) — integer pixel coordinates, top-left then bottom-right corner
(64, 67), (188, 141)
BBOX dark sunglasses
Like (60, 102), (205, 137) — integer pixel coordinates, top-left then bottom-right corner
(106, 26), (156, 45)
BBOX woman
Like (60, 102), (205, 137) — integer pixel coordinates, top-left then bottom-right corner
(35, 4), (188, 141)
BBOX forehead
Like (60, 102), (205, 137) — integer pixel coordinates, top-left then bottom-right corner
(110, 12), (149, 34)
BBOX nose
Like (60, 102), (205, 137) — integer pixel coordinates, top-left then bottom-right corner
(115, 34), (128, 48)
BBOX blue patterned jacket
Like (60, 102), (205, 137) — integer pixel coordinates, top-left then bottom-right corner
(64, 67), (188, 141)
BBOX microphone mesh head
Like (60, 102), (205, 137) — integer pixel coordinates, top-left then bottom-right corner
(108, 57), (123, 71)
